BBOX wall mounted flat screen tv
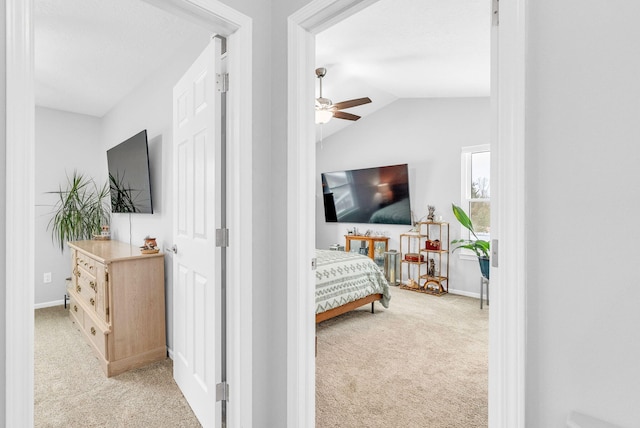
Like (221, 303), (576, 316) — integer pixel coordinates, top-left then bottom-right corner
(321, 163), (411, 225)
(107, 130), (153, 214)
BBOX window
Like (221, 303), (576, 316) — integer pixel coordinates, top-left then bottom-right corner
(461, 145), (490, 247)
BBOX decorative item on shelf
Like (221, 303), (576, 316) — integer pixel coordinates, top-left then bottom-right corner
(426, 280), (440, 292)
(407, 278), (420, 289)
(451, 203), (490, 279)
(140, 236), (160, 254)
(93, 224), (111, 241)
(427, 205), (436, 221)
(427, 258), (436, 277)
(404, 253), (424, 263)
(425, 239), (441, 251)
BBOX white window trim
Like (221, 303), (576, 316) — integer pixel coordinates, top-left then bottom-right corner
(459, 144), (490, 260)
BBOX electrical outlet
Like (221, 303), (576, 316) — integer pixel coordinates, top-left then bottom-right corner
(43, 272), (52, 284)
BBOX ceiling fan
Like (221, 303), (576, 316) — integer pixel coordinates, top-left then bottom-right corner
(315, 67), (371, 124)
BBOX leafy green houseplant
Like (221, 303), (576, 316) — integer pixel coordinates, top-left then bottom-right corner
(450, 203), (490, 279)
(48, 171), (110, 252)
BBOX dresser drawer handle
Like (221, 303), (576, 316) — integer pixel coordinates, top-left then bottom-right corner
(90, 327), (96, 336)
(90, 281), (96, 291)
(73, 305), (78, 313)
(76, 285), (81, 293)
(89, 298), (95, 306)
(75, 270), (81, 278)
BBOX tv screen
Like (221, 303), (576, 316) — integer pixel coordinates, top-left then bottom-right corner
(321, 163), (411, 225)
(107, 130), (153, 214)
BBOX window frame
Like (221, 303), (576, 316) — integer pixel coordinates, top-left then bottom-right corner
(459, 144), (490, 260)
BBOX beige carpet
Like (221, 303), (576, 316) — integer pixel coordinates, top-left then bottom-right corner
(35, 306), (200, 427)
(316, 287), (488, 428)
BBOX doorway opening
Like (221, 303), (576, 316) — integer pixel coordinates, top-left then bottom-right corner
(5, 1), (253, 426)
(286, 0), (527, 427)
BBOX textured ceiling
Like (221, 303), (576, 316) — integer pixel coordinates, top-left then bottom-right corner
(35, 0), (211, 117)
(315, 0), (491, 138)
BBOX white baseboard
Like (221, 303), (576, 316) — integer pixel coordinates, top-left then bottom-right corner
(567, 411), (622, 428)
(448, 288), (481, 300)
(34, 299), (66, 309)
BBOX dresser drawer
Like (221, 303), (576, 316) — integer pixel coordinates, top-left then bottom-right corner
(69, 295), (84, 327)
(76, 253), (99, 275)
(75, 261), (109, 324)
(76, 268), (97, 302)
(84, 315), (108, 359)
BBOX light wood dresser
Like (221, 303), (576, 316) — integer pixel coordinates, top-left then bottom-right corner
(67, 240), (166, 377)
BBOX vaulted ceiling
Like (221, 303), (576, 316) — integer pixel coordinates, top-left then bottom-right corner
(315, 0), (490, 137)
(35, 0), (490, 127)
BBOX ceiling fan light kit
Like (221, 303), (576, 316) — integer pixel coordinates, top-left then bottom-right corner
(316, 109), (333, 124)
(315, 67), (372, 124)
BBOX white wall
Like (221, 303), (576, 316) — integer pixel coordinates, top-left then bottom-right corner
(34, 107), (104, 306)
(100, 33), (211, 351)
(525, 2), (640, 427)
(31, 31), (210, 325)
(8, 1), (638, 427)
(316, 98), (491, 296)
(216, 1), (283, 425)
(0, 3), (6, 423)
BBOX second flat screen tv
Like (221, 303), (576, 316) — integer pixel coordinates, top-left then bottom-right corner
(321, 163), (411, 225)
(107, 130), (153, 214)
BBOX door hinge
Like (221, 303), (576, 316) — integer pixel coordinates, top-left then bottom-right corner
(491, 239), (499, 268)
(216, 382), (229, 402)
(492, 0), (499, 26)
(217, 73), (229, 93)
(216, 228), (230, 247)
(311, 257), (317, 270)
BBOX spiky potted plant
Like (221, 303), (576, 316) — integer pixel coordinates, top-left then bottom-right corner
(450, 203), (490, 279)
(48, 170), (111, 252)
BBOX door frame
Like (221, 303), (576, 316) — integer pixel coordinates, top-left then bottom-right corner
(286, 1), (526, 427)
(5, 1), (253, 427)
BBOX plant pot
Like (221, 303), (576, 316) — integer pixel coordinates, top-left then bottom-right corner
(478, 256), (490, 279)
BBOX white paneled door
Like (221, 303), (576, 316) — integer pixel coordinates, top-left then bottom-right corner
(172, 37), (222, 428)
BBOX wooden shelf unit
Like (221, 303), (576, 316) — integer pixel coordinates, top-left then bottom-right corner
(399, 221), (450, 296)
(344, 235), (389, 267)
(67, 240), (166, 377)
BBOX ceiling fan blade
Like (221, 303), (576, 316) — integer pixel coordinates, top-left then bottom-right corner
(333, 111), (361, 121)
(332, 97), (372, 111)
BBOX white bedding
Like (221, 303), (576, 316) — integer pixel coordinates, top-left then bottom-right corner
(315, 249), (391, 315)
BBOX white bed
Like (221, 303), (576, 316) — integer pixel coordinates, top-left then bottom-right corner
(315, 249), (391, 323)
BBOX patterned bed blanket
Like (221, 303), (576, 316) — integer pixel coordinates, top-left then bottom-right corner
(315, 249), (391, 315)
